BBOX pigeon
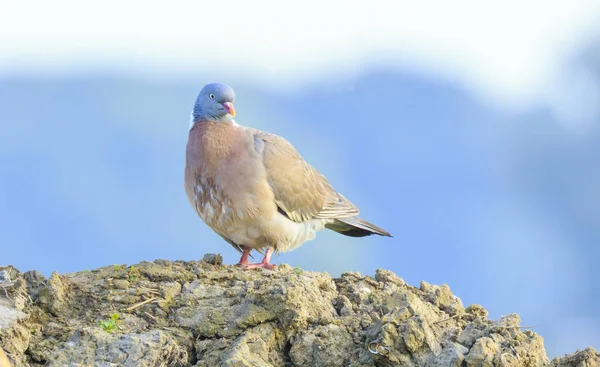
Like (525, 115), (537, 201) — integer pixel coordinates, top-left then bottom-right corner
(185, 83), (391, 269)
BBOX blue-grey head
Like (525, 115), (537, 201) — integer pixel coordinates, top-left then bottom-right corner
(189, 83), (236, 128)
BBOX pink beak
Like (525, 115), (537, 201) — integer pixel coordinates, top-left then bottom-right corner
(222, 102), (236, 117)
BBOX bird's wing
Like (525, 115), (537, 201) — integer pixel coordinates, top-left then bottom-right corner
(249, 129), (359, 223)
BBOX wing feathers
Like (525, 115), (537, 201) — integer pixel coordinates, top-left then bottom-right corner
(315, 191), (359, 219)
(250, 128), (359, 222)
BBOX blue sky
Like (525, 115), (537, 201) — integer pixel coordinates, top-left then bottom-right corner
(1, 1), (599, 358)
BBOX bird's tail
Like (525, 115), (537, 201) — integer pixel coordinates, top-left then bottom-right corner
(326, 216), (392, 237)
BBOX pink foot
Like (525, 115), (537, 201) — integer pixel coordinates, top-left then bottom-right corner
(236, 247), (276, 270)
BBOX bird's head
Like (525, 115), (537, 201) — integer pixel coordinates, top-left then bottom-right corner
(190, 83), (236, 128)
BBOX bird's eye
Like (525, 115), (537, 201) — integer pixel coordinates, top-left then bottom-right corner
(209, 94), (215, 100)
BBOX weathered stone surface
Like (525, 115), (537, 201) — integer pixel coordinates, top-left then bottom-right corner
(46, 328), (193, 367)
(0, 257), (596, 366)
(289, 323), (354, 367)
(201, 253), (223, 266)
(549, 347), (600, 367)
(0, 266), (31, 367)
(36, 273), (65, 317)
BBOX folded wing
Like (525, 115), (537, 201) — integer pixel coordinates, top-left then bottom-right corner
(250, 129), (359, 223)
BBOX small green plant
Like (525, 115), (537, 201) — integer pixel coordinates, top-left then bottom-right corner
(127, 265), (140, 282)
(368, 293), (376, 303)
(293, 266), (303, 275)
(99, 313), (121, 333)
(113, 264), (125, 271)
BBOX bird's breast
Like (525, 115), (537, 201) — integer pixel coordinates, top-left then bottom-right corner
(191, 179), (236, 228)
(186, 122), (277, 232)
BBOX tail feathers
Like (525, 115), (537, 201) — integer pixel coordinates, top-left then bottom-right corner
(326, 216), (392, 238)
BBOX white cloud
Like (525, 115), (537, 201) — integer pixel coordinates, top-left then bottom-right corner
(1, 1), (599, 125)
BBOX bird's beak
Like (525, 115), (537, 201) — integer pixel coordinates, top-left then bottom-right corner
(223, 102), (236, 117)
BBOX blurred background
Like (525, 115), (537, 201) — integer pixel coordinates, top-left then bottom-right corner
(1, 0), (599, 358)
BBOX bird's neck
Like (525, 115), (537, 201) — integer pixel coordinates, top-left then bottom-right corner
(190, 107), (233, 130)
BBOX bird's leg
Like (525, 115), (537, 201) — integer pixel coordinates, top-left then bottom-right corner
(259, 247), (275, 268)
(236, 246), (252, 266)
(237, 247), (276, 270)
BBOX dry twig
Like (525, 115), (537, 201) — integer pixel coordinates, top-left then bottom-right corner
(122, 296), (159, 312)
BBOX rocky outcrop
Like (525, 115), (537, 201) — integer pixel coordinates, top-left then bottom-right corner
(549, 348), (600, 367)
(0, 256), (597, 366)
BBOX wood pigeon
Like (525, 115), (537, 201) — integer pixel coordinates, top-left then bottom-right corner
(185, 83), (391, 269)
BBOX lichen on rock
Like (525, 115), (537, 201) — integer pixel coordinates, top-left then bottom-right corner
(0, 258), (597, 366)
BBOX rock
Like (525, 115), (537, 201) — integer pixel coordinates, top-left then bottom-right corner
(0, 268), (30, 367)
(430, 340), (469, 367)
(465, 337), (501, 367)
(0, 267), (28, 312)
(289, 323), (354, 367)
(0, 306), (29, 331)
(549, 347), (600, 367)
(420, 281), (464, 316)
(466, 304), (489, 318)
(374, 269), (406, 287)
(45, 328), (193, 366)
(201, 253), (223, 266)
(219, 323), (286, 367)
(0, 257), (596, 366)
(0, 305), (29, 367)
(36, 272), (65, 317)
